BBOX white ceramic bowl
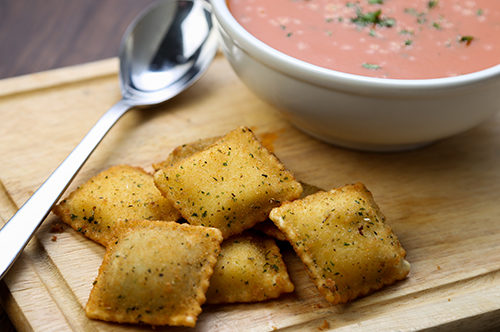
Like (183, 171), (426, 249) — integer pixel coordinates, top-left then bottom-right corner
(211, 0), (500, 151)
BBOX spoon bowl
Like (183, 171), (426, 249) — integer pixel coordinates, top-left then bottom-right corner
(120, 0), (217, 104)
(0, 0), (218, 280)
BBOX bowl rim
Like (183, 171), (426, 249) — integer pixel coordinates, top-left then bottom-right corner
(211, 0), (500, 93)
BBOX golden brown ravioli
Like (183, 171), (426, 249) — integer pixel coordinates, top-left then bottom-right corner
(152, 133), (305, 242)
(154, 127), (303, 238)
(269, 183), (410, 304)
(152, 136), (221, 171)
(254, 182), (322, 241)
(152, 132), (277, 172)
(53, 165), (180, 246)
(206, 232), (294, 304)
(85, 221), (223, 327)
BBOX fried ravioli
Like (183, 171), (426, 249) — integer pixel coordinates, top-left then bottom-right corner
(206, 232), (294, 304)
(85, 221), (223, 327)
(53, 165), (180, 246)
(153, 132), (304, 241)
(254, 182), (322, 241)
(152, 136), (221, 171)
(154, 127), (303, 238)
(269, 183), (410, 304)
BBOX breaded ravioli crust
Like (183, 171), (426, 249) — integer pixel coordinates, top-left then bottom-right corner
(254, 182), (322, 241)
(53, 165), (180, 246)
(154, 127), (303, 238)
(207, 232), (294, 304)
(269, 183), (410, 304)
(152, 136), (221, 171)
(152, 131), (277, 173)
(153, 132), (304, 241)
(85, 221), (223, 327)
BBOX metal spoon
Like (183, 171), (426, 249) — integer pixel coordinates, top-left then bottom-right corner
(0, 0), (217, 280)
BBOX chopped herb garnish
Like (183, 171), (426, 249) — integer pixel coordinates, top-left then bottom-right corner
(427, 0), (438, 9)
(404, 8), (418, 16)
(400, 29), (414, 35)
(404, 39), (413, 46)
(477, 8), (483, 16)
(404, 7), (426, 24)
(368, 0), (384, 4)
(459, 35), (474, 46)
(362, 63), (381, 70)
(352, 9), (395, 27)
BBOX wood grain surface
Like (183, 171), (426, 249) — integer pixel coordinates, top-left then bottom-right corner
(0, 1), (155, 330)
(0, 56), (499, 331)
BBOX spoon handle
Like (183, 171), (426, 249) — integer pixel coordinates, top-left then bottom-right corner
(0, 99), (132, 280)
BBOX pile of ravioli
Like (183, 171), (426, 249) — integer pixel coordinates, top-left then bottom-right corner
(53, 126), (410, 327)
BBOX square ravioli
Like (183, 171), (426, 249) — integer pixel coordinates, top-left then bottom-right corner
(154, 127), (303, 238)
(269, 183), (410, 304)
(152, 136), (220, 171)
(206, 232), (294, 304)
(85, 221), (223, 327)
(53, 165), (180, 246)
(254, 182), (322, 241)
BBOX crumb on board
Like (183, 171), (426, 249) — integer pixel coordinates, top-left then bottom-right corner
(50, 221), (65, 233)
(437, 265), (441, 270)
(51, 235), (57, 242)
(318, 320), (330, 331)
(259, 131), (278, 152)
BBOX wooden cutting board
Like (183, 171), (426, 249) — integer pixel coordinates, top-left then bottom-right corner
(1, 55), (499, 332)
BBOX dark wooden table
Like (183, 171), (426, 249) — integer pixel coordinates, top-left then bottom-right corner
(0, 1), (155, 330)
(0, 0), (155, 79)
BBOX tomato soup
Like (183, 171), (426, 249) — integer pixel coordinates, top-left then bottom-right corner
(227, 0), (500, 79)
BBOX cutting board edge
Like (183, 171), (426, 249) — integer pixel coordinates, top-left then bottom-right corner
(1, 54), (499, 331)
(0, 58), (118, 99)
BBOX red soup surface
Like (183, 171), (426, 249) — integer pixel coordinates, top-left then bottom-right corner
(227, 0), (500, 79)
